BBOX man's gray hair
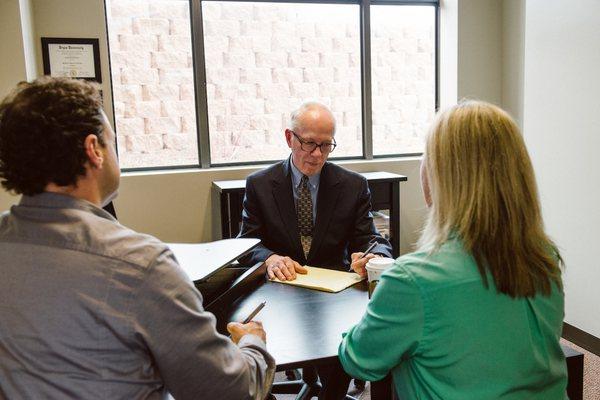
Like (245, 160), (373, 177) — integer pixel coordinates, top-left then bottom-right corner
(289, 102), (336, 134)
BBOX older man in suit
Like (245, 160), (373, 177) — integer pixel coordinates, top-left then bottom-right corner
(238, 102), (391, 280)
(237, 102), (392, 400)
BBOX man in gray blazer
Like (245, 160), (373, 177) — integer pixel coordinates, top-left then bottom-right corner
(0, 77), (274, 399)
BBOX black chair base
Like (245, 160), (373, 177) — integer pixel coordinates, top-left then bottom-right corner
(272, 367), (321, 400)
(285, 369), (302, 381)
(271, 367), (358, 400)
(353, 379), (365, 390)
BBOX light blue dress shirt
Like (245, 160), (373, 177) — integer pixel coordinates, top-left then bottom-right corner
(290, 159), (319, 224)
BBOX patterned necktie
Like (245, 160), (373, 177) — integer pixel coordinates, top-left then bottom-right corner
(297, 175), (313, 258)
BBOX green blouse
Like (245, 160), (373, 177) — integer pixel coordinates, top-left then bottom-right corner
(338, 239), (567, 400)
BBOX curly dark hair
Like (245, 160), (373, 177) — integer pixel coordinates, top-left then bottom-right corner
(0, 77), (105, 195)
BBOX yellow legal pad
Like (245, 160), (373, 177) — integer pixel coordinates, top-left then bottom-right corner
(270, 266), (365, 293)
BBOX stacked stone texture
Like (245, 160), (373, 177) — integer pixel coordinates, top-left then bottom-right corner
(108, 0), (434, 168)
(109, 0), (198, 168)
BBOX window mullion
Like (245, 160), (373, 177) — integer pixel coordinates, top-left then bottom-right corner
(191, 0), (211, 168)
(360, 0), (373, 160)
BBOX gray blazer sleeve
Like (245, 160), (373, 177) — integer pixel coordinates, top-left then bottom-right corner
(132, 248), (275, 400)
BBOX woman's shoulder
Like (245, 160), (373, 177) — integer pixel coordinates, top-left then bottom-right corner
(395, 238), (470, 268)
(389, 239), (481, 290)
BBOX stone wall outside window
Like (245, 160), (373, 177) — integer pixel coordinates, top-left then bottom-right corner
(106, 0), (435, 168)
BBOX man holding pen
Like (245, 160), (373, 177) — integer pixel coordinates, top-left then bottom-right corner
(0, 77), (275, 400)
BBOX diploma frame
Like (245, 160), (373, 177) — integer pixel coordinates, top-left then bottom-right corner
(41, 37), (102, 83)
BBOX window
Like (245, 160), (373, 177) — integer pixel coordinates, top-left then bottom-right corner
(370, 5), (436, 156)
(106, 0), (198, 169)
(204, 2), (362, 163)
(105, 0), (438, 170)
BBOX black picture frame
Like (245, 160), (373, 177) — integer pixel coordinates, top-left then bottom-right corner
(41, 37), (102, 83)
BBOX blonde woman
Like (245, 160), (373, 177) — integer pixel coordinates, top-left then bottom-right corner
(338, 101), (567, 399)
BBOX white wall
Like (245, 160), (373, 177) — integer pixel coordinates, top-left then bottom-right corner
(523, 0), (600, 338)
(0, 0), (504, 256)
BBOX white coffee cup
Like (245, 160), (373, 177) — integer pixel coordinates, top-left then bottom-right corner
(365, 257), (395, 297)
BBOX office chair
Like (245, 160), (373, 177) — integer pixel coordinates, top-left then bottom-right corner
(271, 366), (358, 400)
(103, 201), (117, 219)
(353, 379), (365, 390)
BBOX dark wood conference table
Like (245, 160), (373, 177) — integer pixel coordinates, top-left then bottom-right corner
(207, 266), (584, 400)
(208, 269), (394, 399)
(222, 280), (368, 370)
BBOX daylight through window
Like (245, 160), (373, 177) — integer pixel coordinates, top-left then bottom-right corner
(105, 0), (438, 170)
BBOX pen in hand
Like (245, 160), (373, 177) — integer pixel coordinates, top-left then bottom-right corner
(241, 301), (266, 324)
(228, 301), (267, 340)
(348, 241), (378, 272)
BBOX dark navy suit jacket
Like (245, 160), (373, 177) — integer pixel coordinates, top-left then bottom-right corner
(237, 158), (392, 270)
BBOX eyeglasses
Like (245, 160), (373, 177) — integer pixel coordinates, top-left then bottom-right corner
(290, 130), (337, 154)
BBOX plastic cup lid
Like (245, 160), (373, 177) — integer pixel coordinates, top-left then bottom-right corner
(365, 257), (395, 270)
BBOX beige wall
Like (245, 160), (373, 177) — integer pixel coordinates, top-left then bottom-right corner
(32, 0), (114, 123)
(457, 0), (502, 105)
(0, 0), (504, 256)
(501, 0), (525, 127)
(0, 0), (28, 97)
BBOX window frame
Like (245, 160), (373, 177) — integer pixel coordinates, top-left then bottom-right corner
(105, 0), (439, 172)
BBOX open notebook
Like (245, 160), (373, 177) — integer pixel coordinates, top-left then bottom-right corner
(270, 266), (365, 293)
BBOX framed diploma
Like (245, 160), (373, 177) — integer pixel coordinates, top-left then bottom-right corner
(41, 38), (102, 83)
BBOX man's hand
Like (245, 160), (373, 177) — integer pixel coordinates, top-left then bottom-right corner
(265, 254), (308, 281)
(227, 321), (267, 344)
(350, 252), (380, 277)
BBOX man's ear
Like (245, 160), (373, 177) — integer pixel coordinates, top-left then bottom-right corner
(83, 134), (104, 169)
(285, 129), (293, 149)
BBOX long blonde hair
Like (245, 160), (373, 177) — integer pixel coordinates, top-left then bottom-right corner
(418, 100), (562, 297)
